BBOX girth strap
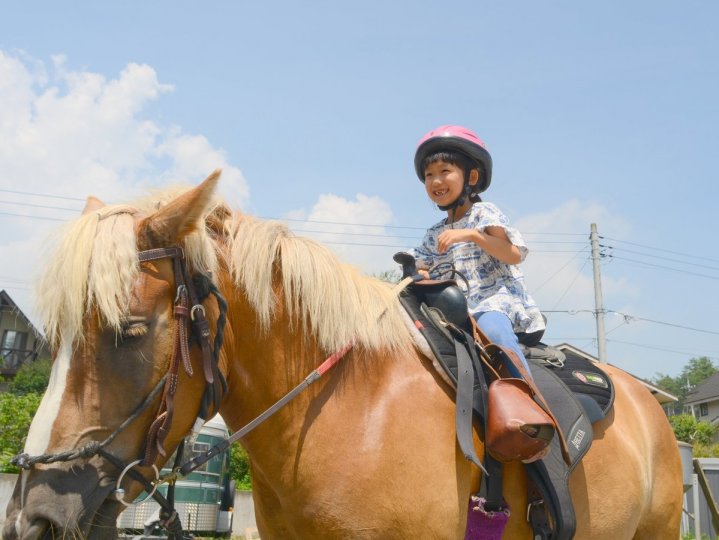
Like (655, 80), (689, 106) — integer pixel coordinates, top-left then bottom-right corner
(453, 330), (488, 476)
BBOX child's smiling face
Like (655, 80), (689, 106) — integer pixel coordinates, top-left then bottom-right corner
(423, 160), (466, 207)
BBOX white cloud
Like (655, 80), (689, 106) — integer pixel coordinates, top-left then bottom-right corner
(0, 50), (249, 322)
(283, 193), (403, 275)
(514, 199), (639, 344)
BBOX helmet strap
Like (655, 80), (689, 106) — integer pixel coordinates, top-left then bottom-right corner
(437, 170), (473, 213)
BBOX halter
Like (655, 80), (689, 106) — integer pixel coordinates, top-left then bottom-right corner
(12, 246), (228, 540)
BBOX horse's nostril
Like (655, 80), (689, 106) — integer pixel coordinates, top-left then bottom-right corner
(20, 518), (51, 540)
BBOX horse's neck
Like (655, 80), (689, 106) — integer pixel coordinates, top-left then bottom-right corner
(218, 285), (329, 436)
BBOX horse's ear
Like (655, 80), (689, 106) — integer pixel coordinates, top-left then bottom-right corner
(137, 169), (222, 249)
(82, 196), (106, 215)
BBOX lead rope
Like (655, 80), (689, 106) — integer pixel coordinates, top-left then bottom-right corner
(164, 276), (415, 482)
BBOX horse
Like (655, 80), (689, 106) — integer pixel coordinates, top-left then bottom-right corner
(3, 171), (683, 539)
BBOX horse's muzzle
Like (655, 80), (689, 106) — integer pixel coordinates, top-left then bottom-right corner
(3, 466), (120, 540)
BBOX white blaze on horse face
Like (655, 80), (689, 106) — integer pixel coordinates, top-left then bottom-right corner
(24, 339), (73, 455)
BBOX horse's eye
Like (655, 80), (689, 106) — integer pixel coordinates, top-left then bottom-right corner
(120, 318), (149, 340)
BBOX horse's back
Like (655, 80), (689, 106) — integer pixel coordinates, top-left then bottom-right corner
(568, 364), (682, 539)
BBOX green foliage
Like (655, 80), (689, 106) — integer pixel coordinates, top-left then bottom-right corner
(669, 414), (717, 445)
(9, 359), (51, 395)
(682, 533), (711, 540)
(229, 442), (252, 490)
(654, 356), (717, 413)
(373, 269), (401, 283)
(0, 392), (42, 472)
(691, 442), (719, 458)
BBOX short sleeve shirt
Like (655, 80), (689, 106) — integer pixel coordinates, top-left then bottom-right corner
(412, 202), (545, 334)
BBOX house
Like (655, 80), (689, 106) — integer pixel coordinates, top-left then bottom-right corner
(554, 343), (679, 406)
(0, 290), (49, 378)
(684, 373), (719, 424)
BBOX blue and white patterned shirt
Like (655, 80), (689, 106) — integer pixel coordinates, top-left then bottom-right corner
(412, 202), (545, 334)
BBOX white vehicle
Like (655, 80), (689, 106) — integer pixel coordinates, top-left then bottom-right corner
(117, 415), (234, 538)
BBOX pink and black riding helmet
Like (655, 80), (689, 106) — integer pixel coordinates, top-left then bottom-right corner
(414, 125), (493, 194)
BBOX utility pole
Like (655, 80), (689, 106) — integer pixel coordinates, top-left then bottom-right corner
(590, 223), (607, 363)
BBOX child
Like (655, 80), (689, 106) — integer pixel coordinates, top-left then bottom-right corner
(411, 125), (544, 377)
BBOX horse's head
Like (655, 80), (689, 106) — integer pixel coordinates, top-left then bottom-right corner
(4, 172), (223, 540)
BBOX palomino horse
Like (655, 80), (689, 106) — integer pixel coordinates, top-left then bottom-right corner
(4, 171), (682, 539)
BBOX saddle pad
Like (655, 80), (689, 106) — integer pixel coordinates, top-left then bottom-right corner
(537, 352), (615, 416)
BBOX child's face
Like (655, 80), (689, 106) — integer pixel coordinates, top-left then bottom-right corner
(423, 160), (466, 207)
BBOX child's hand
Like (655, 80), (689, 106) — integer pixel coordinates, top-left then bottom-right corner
(418, 269), (431, 280)
(437, 229), (477, 253)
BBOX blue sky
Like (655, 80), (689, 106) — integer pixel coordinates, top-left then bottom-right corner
(0, 1), (717, 380)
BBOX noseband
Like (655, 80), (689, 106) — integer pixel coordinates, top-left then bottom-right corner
(12, 246), (227, 538)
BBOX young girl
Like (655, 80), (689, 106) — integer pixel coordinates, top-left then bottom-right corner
(412, 125), (544, 377)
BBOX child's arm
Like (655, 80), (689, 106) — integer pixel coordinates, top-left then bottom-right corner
(437, 226), (522, 264)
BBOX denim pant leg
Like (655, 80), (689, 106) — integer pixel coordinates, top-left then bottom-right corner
(474, 311), (532, 378)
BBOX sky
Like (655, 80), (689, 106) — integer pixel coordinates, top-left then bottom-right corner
(0, 1), (717, 381)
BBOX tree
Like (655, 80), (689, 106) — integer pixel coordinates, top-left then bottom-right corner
(229, 442), (252, 490)
(0, 392), (42, 472)
(681, 357), (717, 388)
(653, 356), (717, 413)
(9, 358), (51, 395)
(373, 269), (401, 283)
(669, 414), (717, 445)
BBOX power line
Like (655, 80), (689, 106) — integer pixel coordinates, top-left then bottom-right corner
(609, 255), (719, 280)
(533, 249), (591, 293)
(600, 244), (719, 272)
(0, 199), (82, 213)
(543, 309), (719, 336)
(0, 187), (593, 236)
(602, 235), (719, 265)
(550, 256), (590, 310)
(606, 338), (719, 360)
(0, 211), (65, 222)
(0, 188), (85, 202)
(606, 311), (719, 336)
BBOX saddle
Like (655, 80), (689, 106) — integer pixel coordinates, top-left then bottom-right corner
(397, 277), (614, 540)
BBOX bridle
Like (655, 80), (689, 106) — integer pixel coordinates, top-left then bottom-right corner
(12, 246), (228, 539)
(12, 242), (414, 539)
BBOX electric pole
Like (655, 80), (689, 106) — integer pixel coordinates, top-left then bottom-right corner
(590, 223), (607, 363)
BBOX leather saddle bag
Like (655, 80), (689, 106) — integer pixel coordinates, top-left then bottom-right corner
(475, 323), (570, 465)
(486, 376), (555, 462)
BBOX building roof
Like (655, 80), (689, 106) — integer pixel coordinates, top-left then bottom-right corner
(554, 343), (678, 405)
(0, 290), (45, 340)
(684, 372), (719, 406)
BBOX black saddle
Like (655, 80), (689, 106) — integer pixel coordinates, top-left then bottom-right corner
(394, 255), (615, 540)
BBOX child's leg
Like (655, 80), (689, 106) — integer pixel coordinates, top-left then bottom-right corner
(474, 311), (533, 378)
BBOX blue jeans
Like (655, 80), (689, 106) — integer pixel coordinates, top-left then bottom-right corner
(474, 311), (532, 379)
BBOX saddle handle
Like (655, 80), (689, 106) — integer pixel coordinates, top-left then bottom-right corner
(393, 252), (418, 279)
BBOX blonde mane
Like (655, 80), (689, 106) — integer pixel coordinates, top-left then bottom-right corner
(36, 187), (219, 348)
(37, 185), (410, 354)
(224, 214), (410, 353)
